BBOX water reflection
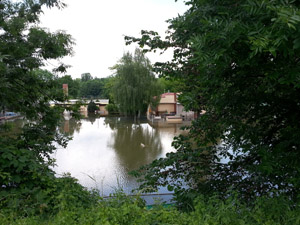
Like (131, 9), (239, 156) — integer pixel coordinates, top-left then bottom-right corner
(59, 117), (82, 136)
(107, 117), (163, 171)
(53, 116), (188, 196)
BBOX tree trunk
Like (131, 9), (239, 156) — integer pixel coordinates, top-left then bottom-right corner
(138, 110), (141, 119)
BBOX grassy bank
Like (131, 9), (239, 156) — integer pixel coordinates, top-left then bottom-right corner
(1, 188), (299, 224)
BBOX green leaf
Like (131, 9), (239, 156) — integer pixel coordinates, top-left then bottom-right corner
(167, 185), (174, 192)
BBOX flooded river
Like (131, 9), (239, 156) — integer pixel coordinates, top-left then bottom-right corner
(54, 116), (189, 196)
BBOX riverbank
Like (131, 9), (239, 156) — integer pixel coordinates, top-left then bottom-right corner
(1, 189), (299, 225)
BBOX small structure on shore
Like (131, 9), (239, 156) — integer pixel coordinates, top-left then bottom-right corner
(147, 92), (195, 123)
(51, 99), (110, 116)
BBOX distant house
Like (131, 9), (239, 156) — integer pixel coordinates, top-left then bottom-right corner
(156, 92), (177, 115)
(79, 99), (110, 115)
(148, 92), (195, 121)
(94, 99), (109, 115)
(51, 99), (110, 116)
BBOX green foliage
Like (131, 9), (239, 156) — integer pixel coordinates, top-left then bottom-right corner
(0, 0), (77, 216)
(81, 72), (93, 82)
(1, 192), (299, 225)
(103, 75), (117, 102)
(111, 48), (162, 117)
(80, 78), (106, 99)
(0, 0), (72, 119)
(0, 173), (98, 217)
(87, 101), (98, 113)
(126, 0), (300, 203)
(3, 0), (300, 222)
(158, 77), (183, 93)
(55, 74), (113, 99)
(106, 103), (119, 115)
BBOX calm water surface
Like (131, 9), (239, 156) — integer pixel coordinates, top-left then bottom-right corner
(54, 116), (189, 196)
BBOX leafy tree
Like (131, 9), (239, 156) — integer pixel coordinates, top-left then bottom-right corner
(158, 77), (183, 93)
(126, 0), (300, 205)
(56, 74), (108, 99)
(102, 75), (116, 100)
(80, 78), (105, 99)
(0, 0), (75, 213)
(112, 48), (162, 118)
(0, 0), (73, 116)
(105, 103), (119, 115)
(81, 72), (93, 82)
(87, 101), (98, 113)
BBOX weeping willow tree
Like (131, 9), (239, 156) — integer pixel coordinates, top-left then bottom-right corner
(112, 49), (161, 118)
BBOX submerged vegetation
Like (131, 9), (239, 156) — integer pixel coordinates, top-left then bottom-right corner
(1, 0), (300, 224)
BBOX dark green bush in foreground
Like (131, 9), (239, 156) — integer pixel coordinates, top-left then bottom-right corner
(1, 182), (299, 225)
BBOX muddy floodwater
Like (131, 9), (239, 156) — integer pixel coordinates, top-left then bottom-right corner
(54, 116), (189, 196)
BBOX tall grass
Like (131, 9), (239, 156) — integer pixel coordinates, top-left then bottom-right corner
(1, 190), (299, 225)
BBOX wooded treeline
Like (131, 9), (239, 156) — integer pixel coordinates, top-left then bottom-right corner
(55, 73), (111, 99)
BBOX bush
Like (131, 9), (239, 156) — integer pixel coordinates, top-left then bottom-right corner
(87, 101), (98, 113)
(106, 103), (119, 115)
(1, 190), (300, 225)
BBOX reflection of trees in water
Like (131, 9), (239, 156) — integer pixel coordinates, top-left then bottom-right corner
(83, 114), (98, 124)
(103, 117), (119, 130)
(59, 118), (82, 136)
(107, 117), (163, 172)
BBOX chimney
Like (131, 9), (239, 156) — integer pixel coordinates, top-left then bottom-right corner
(63, 84), (68, 97)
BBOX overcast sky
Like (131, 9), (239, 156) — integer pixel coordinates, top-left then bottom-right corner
(40, 0), (188, 79)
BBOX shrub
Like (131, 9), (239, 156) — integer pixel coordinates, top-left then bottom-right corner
(106, 103), (119, 115)
(1, 190), (300, 225)
(87, 101), (98, 113)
